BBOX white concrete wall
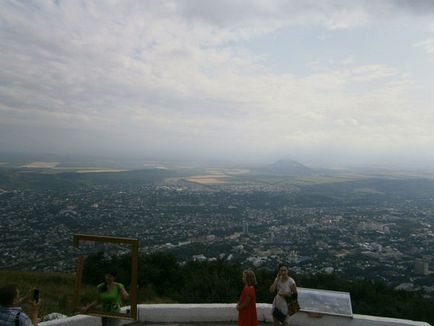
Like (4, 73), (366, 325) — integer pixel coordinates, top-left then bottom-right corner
(40, 314), (101, 326)
(40, 304), (431, 326)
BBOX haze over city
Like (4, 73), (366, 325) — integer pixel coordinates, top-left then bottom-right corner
(2, 0), (434, 167)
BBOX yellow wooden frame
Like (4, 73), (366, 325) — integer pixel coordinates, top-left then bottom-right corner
(72, 233), (138, 320)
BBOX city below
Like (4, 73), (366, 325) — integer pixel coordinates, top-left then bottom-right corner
(1, 157), (434, 299)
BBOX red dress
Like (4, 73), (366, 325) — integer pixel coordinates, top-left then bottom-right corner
(238, 286), (258, 326)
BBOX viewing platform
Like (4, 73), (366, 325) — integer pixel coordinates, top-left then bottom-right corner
(40, 303), (431, 326)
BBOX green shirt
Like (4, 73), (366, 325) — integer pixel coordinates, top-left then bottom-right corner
(97, 282), (124, 313)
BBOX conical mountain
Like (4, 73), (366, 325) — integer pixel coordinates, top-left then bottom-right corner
(256, 159), (315, 176)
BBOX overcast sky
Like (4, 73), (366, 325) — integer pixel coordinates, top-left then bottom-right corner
(1, 0), (434, 167)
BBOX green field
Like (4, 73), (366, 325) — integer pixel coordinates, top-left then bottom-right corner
(0, 270), (173, 318)
(0, 271), (76, 317)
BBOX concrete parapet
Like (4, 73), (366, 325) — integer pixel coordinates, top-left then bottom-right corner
(40, 314), (101, 326)
(40, 303), (431, 326)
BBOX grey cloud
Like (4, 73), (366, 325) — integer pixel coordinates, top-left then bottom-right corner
(393, 0), (434, 13)
(175, 0), (434, 29)
(1, 1), (434, 166)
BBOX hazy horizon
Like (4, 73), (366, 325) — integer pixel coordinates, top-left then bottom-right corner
(2, 1), (434, 168)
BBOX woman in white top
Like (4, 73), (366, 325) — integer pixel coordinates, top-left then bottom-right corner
(269, 263), (297, 326)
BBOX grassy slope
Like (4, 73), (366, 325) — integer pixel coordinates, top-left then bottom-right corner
(0, 271), (76, 317)
(0, 271), (172, 317)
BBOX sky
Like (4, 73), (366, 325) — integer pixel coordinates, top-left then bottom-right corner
(1, 0), (434, 167)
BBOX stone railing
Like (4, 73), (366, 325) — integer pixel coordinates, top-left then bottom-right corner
(40, 303), (431, 326)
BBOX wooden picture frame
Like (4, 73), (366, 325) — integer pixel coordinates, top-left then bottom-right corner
(72, 233), (138, 320)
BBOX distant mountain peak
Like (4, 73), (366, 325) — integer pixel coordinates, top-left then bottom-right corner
(270, 158), (307, 167)
(257, 158), (314, 176)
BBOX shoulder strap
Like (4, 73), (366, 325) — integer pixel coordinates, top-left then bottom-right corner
(15, 311), (21, 326)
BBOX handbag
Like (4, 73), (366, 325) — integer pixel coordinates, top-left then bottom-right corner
(287, 299), (300, 316)
(272, 307), (287, 323)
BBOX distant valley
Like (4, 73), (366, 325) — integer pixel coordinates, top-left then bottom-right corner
(1, 153), (434, 297)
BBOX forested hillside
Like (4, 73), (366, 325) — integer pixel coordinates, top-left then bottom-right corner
(4, 252), (430, 323)
(84, 253), (434, 324)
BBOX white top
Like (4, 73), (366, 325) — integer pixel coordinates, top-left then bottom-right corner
(272, 277), (296, 315)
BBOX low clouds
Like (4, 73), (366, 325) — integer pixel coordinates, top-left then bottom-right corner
(413, 39), (434, 56)
(1, 1), (434, 166)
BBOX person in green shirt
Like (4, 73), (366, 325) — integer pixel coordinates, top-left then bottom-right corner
(83, 270), (129, 325)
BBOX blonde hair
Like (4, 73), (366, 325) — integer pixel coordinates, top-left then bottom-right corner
(243, 269), (257, 286)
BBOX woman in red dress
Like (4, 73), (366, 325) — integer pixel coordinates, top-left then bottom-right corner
(236, 269), (258, 326)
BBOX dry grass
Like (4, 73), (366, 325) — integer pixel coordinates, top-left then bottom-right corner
(186, 175), (230, 184)
(0, 271), (87, 317)
(20, 161), (59, 168)
(0, 271), (164, 318)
